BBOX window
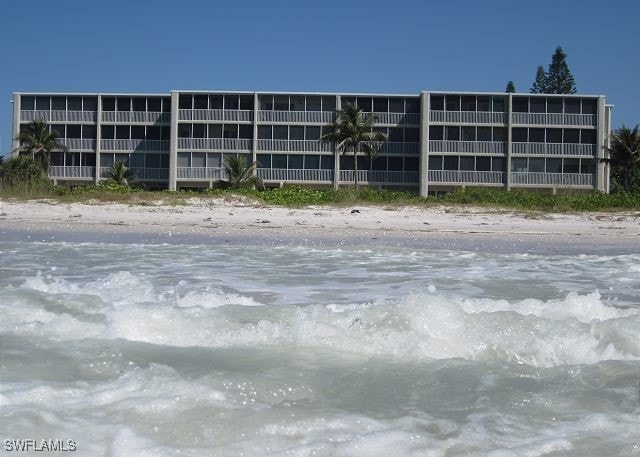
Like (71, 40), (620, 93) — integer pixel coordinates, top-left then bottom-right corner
(405, 157), (419, 171)
(133, 97), (147, 111)
(274, 95), (288, 111)
(178, 124), (191, 138)
(430, 126), (447, 144)
(446, 126), (460, 141)
(389, 128), (403, 142)
(563, 129), (580, 143)
(192, 153), (205, 168)
(580, 129), (595, 144)
(530, 98), (545, 113)
(193, 95), (208, 109)
(512, 97), (529, 112)
(146, 154), (161, 168)
(210, 95), (224, 109)
(388, 157), (403, 171)
(192, 124), (206, 138)
(304, 155), (320, 169)
(36, 96), (50, 110)
(116, 125), (130, 139)
(564, 98), (580, 114)
(305, 126), (321, 140)
(240, 95), (254, 110)
(117, 97), (131, 112)
(582, 99), (597, 114)
(563, 158), (580, 173)
(546, 158), (562, 173)
(258, 95), (272, 110)
(147, 98), (161, 112)
(340, 156), (354, 170)
(405, 128), (419, 142)
(580, 158), (594, 174)
(405, 98), (420, 113)
(476, 156), (491, 171)
(129, 153), (144, 167)
(357, 156), (370, 170)
(21, 96), (35, 110)
(389, 97), (404, 113)
(239, 125), (253, 139)
(114, 154), (129, 166)
(161, 98), (171, 112)
(131, 126), (146, 139)
(288, 155), (303, 169)
(306, 96), (321, 111)
(357, 97), (372, 112)
(257, 154), (271, 168)
(372, 156), (387, 170)
(75, 96), (89, 111)
(547, 98), (563, 113)
(429, 155), (443, 170)
(546, 128), (562, 143)
(289, 126), (304, 140)
(461, 96), (476, 111)
(321, 155), (333, 169)
(492, 157), (505, 172)
(51, 124), (65, 137)
(341, 97), (356, 108)
(529, 128), (545, 142)
(258, 126), (272, 139)
(273, 126), (288, 140)
(179, 94), (192, 110)
(177, 152), (190, 167)
(83, 153), (96, 166)
(445, 95), (460, 111)
(223, 124), (238, 139)
(492, 97), (505, 112)
(511, 158), (527, 172)
(102, 97), (116, 111)
(443, 156), (458, 170)
(100, 155), (114, 167)
(529, 158), (545, 172)
(51, 96), (66, 110)
(207, 153), (221, 168)
(208, 124), (222, 138)
(161, 126), (170, 140)
(224, 95), (239, 110)
(460, 156), (475, 171)
(272, 154), (287, 168)
(493, 127), (507, 142)
(512, 128), (527, 142)
(322, 96), (336, 112)
(477, 97), (491, 112)
(477, 127), (492, 141)
(373, 97), (388, 112)
(102, 125), (115, 139)
(147, 126), (161, 140)
(290, 96), (305, 111)
(462, 126), (476, 141)
(430, 95), (444, 111)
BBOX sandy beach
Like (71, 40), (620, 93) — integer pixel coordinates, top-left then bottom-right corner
(0, 198), (638, 254)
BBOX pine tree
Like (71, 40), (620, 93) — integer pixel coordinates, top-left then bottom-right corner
(505, 81), (516, 93)
(545, 46), (576, 94)
(530, 65), (548, 93)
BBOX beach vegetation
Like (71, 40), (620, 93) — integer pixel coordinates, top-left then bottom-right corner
(602, 125), (640, 194)
(224, 155), (265, 190)
(13, 119), (68, 173)
(105, 161), (137, 187)
(505, 81), (516, 93)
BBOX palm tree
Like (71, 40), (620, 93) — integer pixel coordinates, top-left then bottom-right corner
(14, 119), (67, 173)
(602, 125), (640, 193)
(106, 161), (136, 186)
(321, 104), (387, 189)
(224, 155), (264, 190)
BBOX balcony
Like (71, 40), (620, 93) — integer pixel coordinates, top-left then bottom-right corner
(48, 166), (95, 179)
(177, 167), (226, 181)
(512, 113), (596, 127)
(428, 170), (505, 184)
(339, 170), (419, 184)
(100, 139), (169, 151)
(21, 110), (97, 123)
(429, 140), (505, 154)
(57, 139), (97, 150)
(179, 109), (253, 122)
(100, 167), (168, 181)
(429, 111), (507, 124)
(101, 111), (170, 124)
(512, 143), (596, 156)
(257, 140), (333, 153)
(370, 112), (420, 125)
(258, 110), (334, 124)
(511, 172), (594, 187)
(258, 168), (334, 182)
(177, 138), (252, 151)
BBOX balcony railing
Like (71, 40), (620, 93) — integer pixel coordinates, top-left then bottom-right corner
(512, 113), (597, 127)
(48, 166), (95, 179)
(428, 170), (505, 184)
(511, 172), (594, 187)
(258, 111), (334, 124)
(56, 139), (97, 150)
(178, 109), (253, 122)
(21, 110), (97, 123)
(177, 167), (226, 180)
(429, 140), (505, 154)
(258, 168), (334, 182)
(339, 170), (419, 184)
(99, 167), (169, 181)
(177, 138), (252, 151)
(512, 143), (596, 156)
(100, 139), (169, 151)
(256, 140), (333, 152)
(101, 111), (170, 124)
(429, 111), (507, 124)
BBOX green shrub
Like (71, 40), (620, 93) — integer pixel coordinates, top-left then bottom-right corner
(0, 155), (46, 186)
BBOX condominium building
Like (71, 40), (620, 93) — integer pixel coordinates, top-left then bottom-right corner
(11, 90), (612, 195)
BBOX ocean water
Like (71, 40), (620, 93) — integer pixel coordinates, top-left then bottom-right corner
(1, 240), (639, 456)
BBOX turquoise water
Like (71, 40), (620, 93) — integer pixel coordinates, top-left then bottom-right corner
(1, 241), (639, 456)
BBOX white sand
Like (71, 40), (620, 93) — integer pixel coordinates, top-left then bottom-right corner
(1, 198), (638, 246)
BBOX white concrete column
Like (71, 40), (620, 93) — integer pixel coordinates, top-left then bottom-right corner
(169, 91), (179, 191)
(595, 96), (607, 193)
(95, 95), (102, 184)
(333, 95), (341, 190)
(604, 104), (613, 193)
(11, 93), (20, 157)
(252, 92), (258, 169)
(506, 93), (513, 191)
(419, 91), (429, 197)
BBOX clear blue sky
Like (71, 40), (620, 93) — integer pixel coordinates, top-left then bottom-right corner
(1, 0), (638, 156)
